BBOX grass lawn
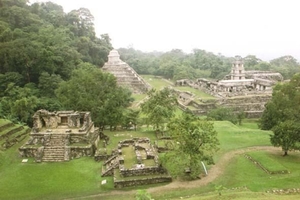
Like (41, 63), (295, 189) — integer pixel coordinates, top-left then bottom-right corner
(212, 151), (300, 193)
(0, 140), (114, 200)
(140, 75), (172, 90)
(180, 190), (300, 200)
(122, 146), (137, 169)
(104, 130), (157, 154)
(174, 86), (215, 100)
(130, 93), (147, 108)
(213, 121), (271, 159)
(2, 120), (300, 200)
(247, 151), (289, 173)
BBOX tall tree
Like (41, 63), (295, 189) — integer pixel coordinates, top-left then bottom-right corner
(163, 113), (219, 179)
(271, 120), (300, 156)
(260, 73), (300, 155)
(55, 63), (132, 128)
(140, 88), (177, 131)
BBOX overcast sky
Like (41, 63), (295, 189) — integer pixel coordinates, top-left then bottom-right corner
(32, 0), (300, 61)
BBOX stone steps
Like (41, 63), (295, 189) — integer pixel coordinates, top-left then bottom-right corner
(42, 134), (66, 162)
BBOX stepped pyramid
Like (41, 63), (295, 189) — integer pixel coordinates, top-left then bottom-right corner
(102, 50), (151, 94)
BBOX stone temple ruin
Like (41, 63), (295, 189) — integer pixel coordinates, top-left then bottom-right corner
(101, 137), (171, 188)
(102, 49), (151, 94)
(19, 110), (171, 188)
(175, 56), (283, 117)
(19, 110), (100, 162)
(196, 56), (283, 96)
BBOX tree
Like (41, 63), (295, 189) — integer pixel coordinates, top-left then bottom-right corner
(243, 55), (262, 70)
(55, 63), (132, 128)
(0, 83), (39, 125)
(123, 109), (140, 130)
(140, 88), (177, 131)
(207, 107), (240, 124)
(38, 72), (63, 97)
(271, 120), (300, 156)
(270, 55), (300, 79)
(163, 113), (219, 179)
(260, 73), (300, 155)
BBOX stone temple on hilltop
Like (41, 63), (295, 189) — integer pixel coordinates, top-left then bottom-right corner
(102, 49), (151, 94)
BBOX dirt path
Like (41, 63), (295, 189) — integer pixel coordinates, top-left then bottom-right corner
(148, 146), (280, 193)
(68, 146), (280, 199)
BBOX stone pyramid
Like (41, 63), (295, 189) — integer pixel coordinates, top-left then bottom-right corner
(102, 49), (151, 94)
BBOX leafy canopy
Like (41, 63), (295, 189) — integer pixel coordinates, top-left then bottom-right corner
(260, 73), (300, 155)
(55, 63), (132, 127)
(140, 87), (177, 130)
(163, 113), (219, 179)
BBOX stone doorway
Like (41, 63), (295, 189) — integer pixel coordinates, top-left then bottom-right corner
(60, 117), (68, 125)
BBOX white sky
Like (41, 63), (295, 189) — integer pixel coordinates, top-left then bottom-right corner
(32, 0), (300, 61)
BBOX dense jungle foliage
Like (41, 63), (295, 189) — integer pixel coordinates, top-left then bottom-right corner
(0, 0), (299, 127)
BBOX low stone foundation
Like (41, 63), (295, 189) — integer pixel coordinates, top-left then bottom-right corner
(120, 165), (166, 177)
(114, 176), (172, 188)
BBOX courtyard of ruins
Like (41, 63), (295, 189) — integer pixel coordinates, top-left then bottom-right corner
(16, 50), (286, 189)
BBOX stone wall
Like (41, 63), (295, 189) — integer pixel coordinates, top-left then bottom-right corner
(19, 146), (39, 158)
(69, 145), (94, 159)
(119, 165), (166, 177)
(114, 176), (172, 188)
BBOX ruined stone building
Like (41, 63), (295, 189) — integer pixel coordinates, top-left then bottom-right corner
(176, 56), (283, 117)
(101, 137), (171, 188)
(196, 56), (283, 96)
(102, 49), (151, 94)
(19, 110), (100, 162)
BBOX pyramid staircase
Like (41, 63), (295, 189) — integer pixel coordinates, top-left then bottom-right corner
(102, 50), (150, 94)
(42, 134), (67, 162)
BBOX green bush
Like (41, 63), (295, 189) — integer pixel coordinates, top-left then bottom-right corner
(207, 107), (245, 125)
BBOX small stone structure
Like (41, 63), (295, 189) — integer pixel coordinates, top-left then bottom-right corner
(102, 49), (151, 94)
(101, 137), (171, 188)
(19, 110), (100, 162)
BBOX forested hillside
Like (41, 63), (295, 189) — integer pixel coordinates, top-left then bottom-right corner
(118, 48), (300, 81)
(0, 0), (117, 126)
(1, 0), (299, 127)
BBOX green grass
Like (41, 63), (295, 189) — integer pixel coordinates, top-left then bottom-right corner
(174, 86), (215, 100)
(214, 121), (271, 158)
(122, 146), (137, 169)
(104, 130), (156, 154)
(141, 75), (172, 90)
(130, 93), (147, 107)
(247, 151), (288, 173)
(0, 140), (115, 200)
(0, 119), (11, 126)
(143, 159), (156, 166)
(180, 190), (300, 200)
(0, 125), (22, 137)
(2, 119), (300, 200)
(212, 151), (300, 193)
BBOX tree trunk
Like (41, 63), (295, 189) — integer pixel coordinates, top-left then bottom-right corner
(283, 151), (288, 156)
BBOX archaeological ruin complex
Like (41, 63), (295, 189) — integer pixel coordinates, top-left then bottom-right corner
(175, 56), (283, 117)
(19, 110), (171, 188)
(102, 49), (151, 94)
